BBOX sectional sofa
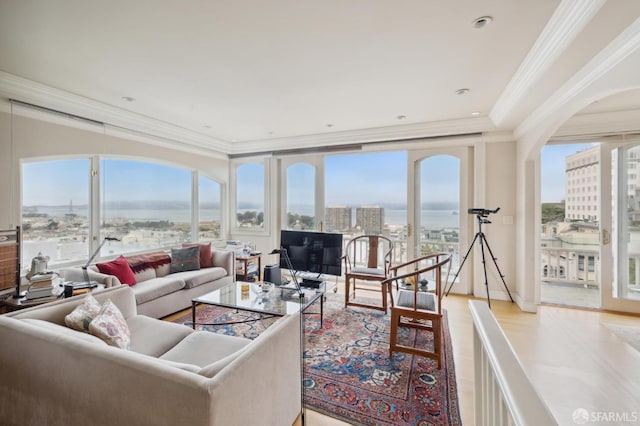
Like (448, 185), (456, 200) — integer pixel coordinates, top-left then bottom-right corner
(62, 246), (235, 318)
(0, 285), (302, 426)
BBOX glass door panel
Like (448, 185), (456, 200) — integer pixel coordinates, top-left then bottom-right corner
(609, 143), (640, 305)
(285, 163), (315, 230)
(408, 147), (468, 293)
(539, 143), (601, 308)
(418, 155), (460, 263)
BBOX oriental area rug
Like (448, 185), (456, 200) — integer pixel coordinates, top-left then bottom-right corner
(172, 293), (461, 426)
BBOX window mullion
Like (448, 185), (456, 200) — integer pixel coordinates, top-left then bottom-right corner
(90, 156), (101, 261)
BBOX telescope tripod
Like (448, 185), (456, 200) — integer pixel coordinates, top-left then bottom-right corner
(445, 214), (514, 308)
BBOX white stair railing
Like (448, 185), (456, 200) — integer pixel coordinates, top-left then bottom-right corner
(468, 300), (557, 426)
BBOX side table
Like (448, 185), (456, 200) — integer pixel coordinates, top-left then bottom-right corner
(2, 283), (105, 312)
(236, 253), (262, 281)
(3, 294), (60, 312)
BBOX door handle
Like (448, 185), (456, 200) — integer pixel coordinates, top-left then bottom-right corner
(602, 229), (611, 245)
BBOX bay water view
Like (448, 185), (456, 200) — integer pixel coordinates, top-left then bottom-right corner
(22, 202), (460, 267)
(26, 205), (460, 228)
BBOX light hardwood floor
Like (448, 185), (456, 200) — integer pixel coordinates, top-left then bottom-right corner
(168, 289), (640, 426)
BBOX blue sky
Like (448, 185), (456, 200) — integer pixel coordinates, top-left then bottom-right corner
(540, 143), (594, 203)
(23, 145), (589, 206)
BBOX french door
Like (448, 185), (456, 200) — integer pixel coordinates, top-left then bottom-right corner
(407, 147), (471, 294)
(600, 141), (640, 313)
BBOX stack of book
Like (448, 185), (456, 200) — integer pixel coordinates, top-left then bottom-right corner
(26, 273), (56, 300)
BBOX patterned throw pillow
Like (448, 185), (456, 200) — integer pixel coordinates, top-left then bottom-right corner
(88, 299), (131, 350)
(182, 242), (213, 268)
(170, 246), (201, 273)
(64, 294), (102, 332)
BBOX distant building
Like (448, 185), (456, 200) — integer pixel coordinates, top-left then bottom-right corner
(324, 206), (351, 232)
(565, 146), (640, 222)
(565, 146), (599, 222)
(356, 205), (384, 235)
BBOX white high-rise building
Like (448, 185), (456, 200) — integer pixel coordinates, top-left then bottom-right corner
(324, 206), (351, 232)
(356, 206), (384, 235)
(566, 146), (640, 222)
(565, 147), (599, 221)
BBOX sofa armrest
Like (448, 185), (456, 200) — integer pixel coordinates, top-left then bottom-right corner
(61, 267), (121, 288)
(212, 249), (235, 279)
(206, 313), (301, 425)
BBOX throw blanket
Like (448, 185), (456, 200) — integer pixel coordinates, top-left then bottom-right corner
(126, 252), (171, 273)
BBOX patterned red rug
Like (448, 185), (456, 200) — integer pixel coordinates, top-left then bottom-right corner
(172, 293), (461, 426)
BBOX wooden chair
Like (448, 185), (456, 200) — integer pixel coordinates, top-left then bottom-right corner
(383, 253), (451, 368)
(342, 235), (394, 313)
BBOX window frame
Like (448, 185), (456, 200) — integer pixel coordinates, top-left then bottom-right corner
(231, 157), (271, 236)
(21, 155), (225, 269)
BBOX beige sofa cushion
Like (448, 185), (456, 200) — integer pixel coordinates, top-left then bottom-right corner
(133, 267), (156, 283)
(22, 318), (108, 346)
(172, 267), (227, 289)
(127, 315), (193, 357)
(159, 331), (251, 367)
(156, 263), (170, 277)
(198, 352), (240, 378)
(130, 277), (186, 304)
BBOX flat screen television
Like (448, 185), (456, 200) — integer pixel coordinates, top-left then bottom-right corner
(279, 230), (343, 278)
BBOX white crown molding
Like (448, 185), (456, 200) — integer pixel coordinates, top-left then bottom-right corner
(490, 0), (605, 126)
(230, 116), (496, 155)
(515, 17), (640, 141)
(0, 71), (233, 156)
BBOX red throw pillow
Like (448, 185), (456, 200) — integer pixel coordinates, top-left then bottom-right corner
(96, 255), (137, 286)
(182, 243), (213, 268)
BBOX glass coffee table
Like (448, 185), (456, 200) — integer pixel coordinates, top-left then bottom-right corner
(191, 281), (325, 329)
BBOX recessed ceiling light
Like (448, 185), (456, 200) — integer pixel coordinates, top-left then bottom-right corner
(204, 125), (212, 129)
(397, 115), (406, 120)
(326, 124), (334, 128)
(472, 16), (493, 29)
(456, 88), (470, 95)
(121, 96), (136, 102)
(471, 111), (481, 116)
(268, 131), (274, 135)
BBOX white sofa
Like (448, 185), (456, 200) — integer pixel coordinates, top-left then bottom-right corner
(0, 285), (301, 426)
(62, 248), (235, 318)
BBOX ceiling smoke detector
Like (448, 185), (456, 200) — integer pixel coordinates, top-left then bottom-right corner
(472, 16), (493, 29)
(456, 88), (470, 95)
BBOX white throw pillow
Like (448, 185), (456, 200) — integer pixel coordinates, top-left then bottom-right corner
(88, 299), (131, 350)
(64, 294), (102, 332)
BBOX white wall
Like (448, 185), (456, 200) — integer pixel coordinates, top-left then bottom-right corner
(476, 142), (517, 303)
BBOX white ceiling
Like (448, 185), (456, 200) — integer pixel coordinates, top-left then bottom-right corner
(1, 0), (640, 155)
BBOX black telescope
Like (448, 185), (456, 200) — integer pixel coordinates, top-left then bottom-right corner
(467, 207), (500, 217)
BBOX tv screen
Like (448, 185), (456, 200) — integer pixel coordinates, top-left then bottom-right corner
(279, 230), (343, 277)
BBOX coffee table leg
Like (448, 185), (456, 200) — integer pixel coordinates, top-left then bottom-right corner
(192, 301), (197, 330)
